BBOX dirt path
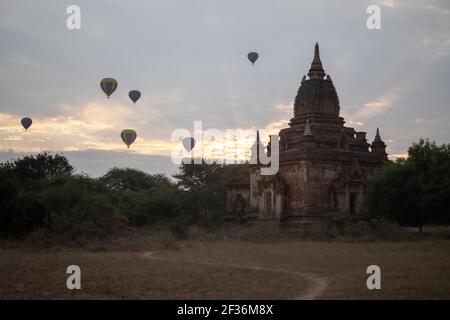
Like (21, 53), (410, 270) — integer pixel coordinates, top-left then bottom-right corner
(142, 251), (327, 300)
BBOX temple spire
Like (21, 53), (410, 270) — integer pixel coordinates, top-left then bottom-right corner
(256, 130), (260, 152)
(371, 128), (387, 157)
(256, 130), (261, 159)
(250, 130), (262, 165)
(308, 42), (326, 79)
(374, 128), (382, 142)
(313, 42), (321, 63)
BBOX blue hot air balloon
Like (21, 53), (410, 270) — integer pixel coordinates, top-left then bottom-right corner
(128, 90), (141, 104)
(247, 52), (259, 65)
(182, 137), (196, 152)
(21, 117), (32, 130)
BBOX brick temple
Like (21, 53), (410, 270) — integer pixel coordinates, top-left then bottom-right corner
(227, 43), (388, 224)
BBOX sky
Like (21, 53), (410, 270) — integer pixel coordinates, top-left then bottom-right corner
(0, 0), (449, 177)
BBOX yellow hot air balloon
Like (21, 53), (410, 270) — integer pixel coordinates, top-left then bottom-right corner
(121, 129), (137, 149)
(100, 78), (118, 98)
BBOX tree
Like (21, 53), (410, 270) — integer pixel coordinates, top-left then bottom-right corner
(0, 152), (73, 183)
(99, 168), (172, 191)
(0, 176), (48, 238)
(173, 161), (232, 224)
(129, 184), (182, 226)
(365, 139), (450, 233)
(0, 153), (73, 238)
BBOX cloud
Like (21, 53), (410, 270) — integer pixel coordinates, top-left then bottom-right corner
(382, 0), (395, 7)
(0, 104), (264, 163)
(0, 100), (177, 155)
(263, 103), (292, 135)
(265, 119), (290, 135)
(6, 53), (38, 68)
(275, 103), (293, 114)
(346, 120), (365, 127)
(0, 100), (293, 163)
(388, 153), (408, 160)
(352, 94), (397, 120)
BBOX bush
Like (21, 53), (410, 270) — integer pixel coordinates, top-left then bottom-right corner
(324, 211), (347, 238)
(203, 209), (226, 231)
(100, 168), (172, 191)
(0, 153), (232, 245)
(37, 175), (121, 242)
(0, 191), (48, 239)
(325, 211), (347, 227)
(348, 221), (373, 238)
(127, 185), (182, 226)
(371, 218), (403, 240)
(0, 175), (49, 238)
(169, 216), (190, 240)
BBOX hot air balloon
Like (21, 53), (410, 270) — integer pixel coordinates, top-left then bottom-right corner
(182, 137), (196, 152)
(247, 52), (259, 65)
(128, 90), (141, 104)
(100, 78), (118, 98)
(21, 117), (32, 130)
(121, 129), (137, 149)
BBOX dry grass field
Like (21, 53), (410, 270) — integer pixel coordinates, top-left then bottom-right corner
(1, 225), (450, 299)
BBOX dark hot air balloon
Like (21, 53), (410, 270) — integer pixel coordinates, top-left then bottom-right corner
(128, 90), (141, 104)
(182, 137), (196, 152)
(21, 117), (32, 130)
(247, 52), (259, 65)
(121, 129), (137, 149)
(100, 78), (118, 98)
